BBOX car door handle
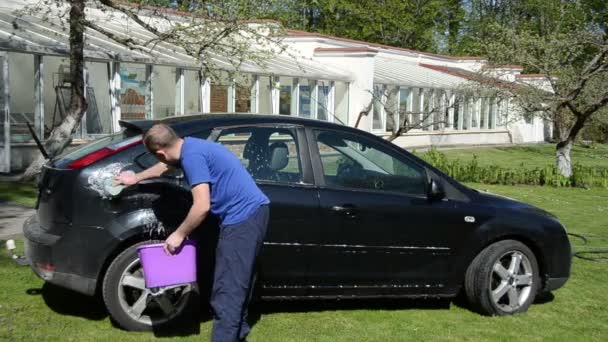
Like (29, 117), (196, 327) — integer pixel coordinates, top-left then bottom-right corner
(331, 205), (358, 217)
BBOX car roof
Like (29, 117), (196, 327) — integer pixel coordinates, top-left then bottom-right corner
(119, 113), (360, 135)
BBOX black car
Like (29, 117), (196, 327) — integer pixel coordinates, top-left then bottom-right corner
(24, 114), (571, 331)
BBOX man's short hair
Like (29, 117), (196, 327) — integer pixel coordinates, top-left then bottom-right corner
(143, 123), (179, 152)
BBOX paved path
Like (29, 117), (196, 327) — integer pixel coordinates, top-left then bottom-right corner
(0, 201), (34, 240)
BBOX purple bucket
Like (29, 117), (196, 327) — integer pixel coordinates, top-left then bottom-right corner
(137, 240), (197, 288)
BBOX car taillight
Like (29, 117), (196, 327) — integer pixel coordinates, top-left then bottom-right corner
(67, 137), (142, 169)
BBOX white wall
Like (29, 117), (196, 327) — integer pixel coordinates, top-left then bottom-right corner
(312, 54), (375, 130)
(391, 130), (512, 149)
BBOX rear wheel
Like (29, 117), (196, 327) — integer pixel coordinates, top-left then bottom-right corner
(465, 240), (540, 316)
(102, 241), (198, 331)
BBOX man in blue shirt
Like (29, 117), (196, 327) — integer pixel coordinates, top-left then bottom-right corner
(116, 123), (269, 342)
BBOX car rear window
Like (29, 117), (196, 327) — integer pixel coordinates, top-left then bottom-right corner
(55, 131), (135, 166)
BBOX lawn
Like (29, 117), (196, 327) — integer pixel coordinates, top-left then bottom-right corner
(1, 182), (607, 341)
(418, 143), (608, 169)
(0, 181), (37, 207)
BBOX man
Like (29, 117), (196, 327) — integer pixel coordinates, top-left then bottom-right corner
(115, 123), (269, 342)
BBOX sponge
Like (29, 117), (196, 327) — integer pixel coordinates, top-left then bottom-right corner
(103, 177), (126, 197)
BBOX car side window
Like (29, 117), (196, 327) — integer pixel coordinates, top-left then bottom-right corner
(314, 129), (427, 196)
(216, 126), (303, 184)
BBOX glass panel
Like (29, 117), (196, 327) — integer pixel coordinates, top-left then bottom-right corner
(298, 79), (311, 118)
(471, 99), (479, 128)
(210, 84), (228, 112)
(279, 76), (293, 116)
(9, 53), (34, 142)
(235, 74), (252, 113)
(488, 98), (495, 129)
(317, 81), (330, 121)
(279, 85), (291, 115)
(120, 63), (147, 120)
(443, 93), (451, 130)
(480, 98), (487, 129)
(411, 88), (421, 127)
(315, 129), (426, 196)
(235, 85), (251, 113)
(463, 98), (470, 130)
(152, 65), (176, 118)
(372, 85), (383, 130)
(399, 87), (410, 130)
(385, 86), (399, 133)
(0, 54), (5, 146)
(334, 81), (348, 125)
(216, 126), (302, 184)
(497, 99), (505, 126)
(422, 89), (432, 130)
(453, 98), (460, 130)
(433, 89), (443, 130)
(258, 75), (272, 114)
(85, 61), (111, 134)
(184, 69), (200, 115)
(42, 56), (68, 138)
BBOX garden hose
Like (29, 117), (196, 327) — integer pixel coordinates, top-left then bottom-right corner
(568, 233), (608, 262)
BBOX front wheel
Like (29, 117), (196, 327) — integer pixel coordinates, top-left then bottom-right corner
(465, 240), (540, 316)
(102, 240), (198, 331)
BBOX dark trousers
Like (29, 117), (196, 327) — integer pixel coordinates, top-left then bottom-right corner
(210, 205), (269, 342)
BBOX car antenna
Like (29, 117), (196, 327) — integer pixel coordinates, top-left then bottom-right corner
(26, 121), (50, 160)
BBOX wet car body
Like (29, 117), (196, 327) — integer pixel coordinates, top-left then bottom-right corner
(23, 114), (571, 328)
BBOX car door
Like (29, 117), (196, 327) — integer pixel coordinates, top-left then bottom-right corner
(212, 124), (319, 296)
(308, 128), (465, 295)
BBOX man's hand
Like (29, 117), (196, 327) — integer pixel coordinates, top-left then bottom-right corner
(164, 230), (186, 255)
(114, 171), (138, 186)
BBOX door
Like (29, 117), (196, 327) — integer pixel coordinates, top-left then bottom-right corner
(213, 124), (319, 296)
(309, 128), (462, 295)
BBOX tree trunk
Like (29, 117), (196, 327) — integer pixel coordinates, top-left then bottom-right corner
(21, 0), (88, 181)
(555, 139), (573, 177)
(554, 113), (588, 178)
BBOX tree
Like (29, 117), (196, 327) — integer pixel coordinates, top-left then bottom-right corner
(17, 0), (285, 180)
(481, 21), (608, 177)
(260, 0), (447, 53)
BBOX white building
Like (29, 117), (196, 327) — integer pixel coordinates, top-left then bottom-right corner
(0, 1), (550, 172)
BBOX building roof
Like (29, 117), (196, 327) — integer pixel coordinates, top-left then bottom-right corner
(0, 2), (352, 81)
(420, 63), (519, 91)
(287, 29), (486, 62)
(314, 47), (379, 54)
(374, 58), (466, 88)
(516, 74), (546, 78)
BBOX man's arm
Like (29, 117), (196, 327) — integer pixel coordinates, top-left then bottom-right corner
(115, 162), (170, 185)
(163, 183), (211, 255)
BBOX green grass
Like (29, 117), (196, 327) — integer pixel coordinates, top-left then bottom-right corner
(421, 143), (608, 169)
(1, 184), (608, 341)
(0, 181), (37, 207)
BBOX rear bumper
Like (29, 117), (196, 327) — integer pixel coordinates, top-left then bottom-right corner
(23, 214), (97, 296)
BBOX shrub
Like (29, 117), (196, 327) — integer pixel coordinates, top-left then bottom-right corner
(417, 147), (608, 188)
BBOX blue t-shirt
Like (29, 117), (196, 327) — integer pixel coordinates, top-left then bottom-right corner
(179, 137), (270, 225)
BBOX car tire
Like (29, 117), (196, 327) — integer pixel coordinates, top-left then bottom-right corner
(102, 240), (199, 331)
(465, 239), (540, 316)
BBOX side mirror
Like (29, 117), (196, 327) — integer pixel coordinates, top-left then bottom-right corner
(428, 179), (446, 201)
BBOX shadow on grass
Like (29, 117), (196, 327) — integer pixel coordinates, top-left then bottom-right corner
(26, 283), (107, 320)
(22, 280), (558, 339)
(24, 282), (204, 337)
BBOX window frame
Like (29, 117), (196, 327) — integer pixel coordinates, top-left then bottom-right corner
(210, 123), (315, 186)
(306, 127), (429, 197)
